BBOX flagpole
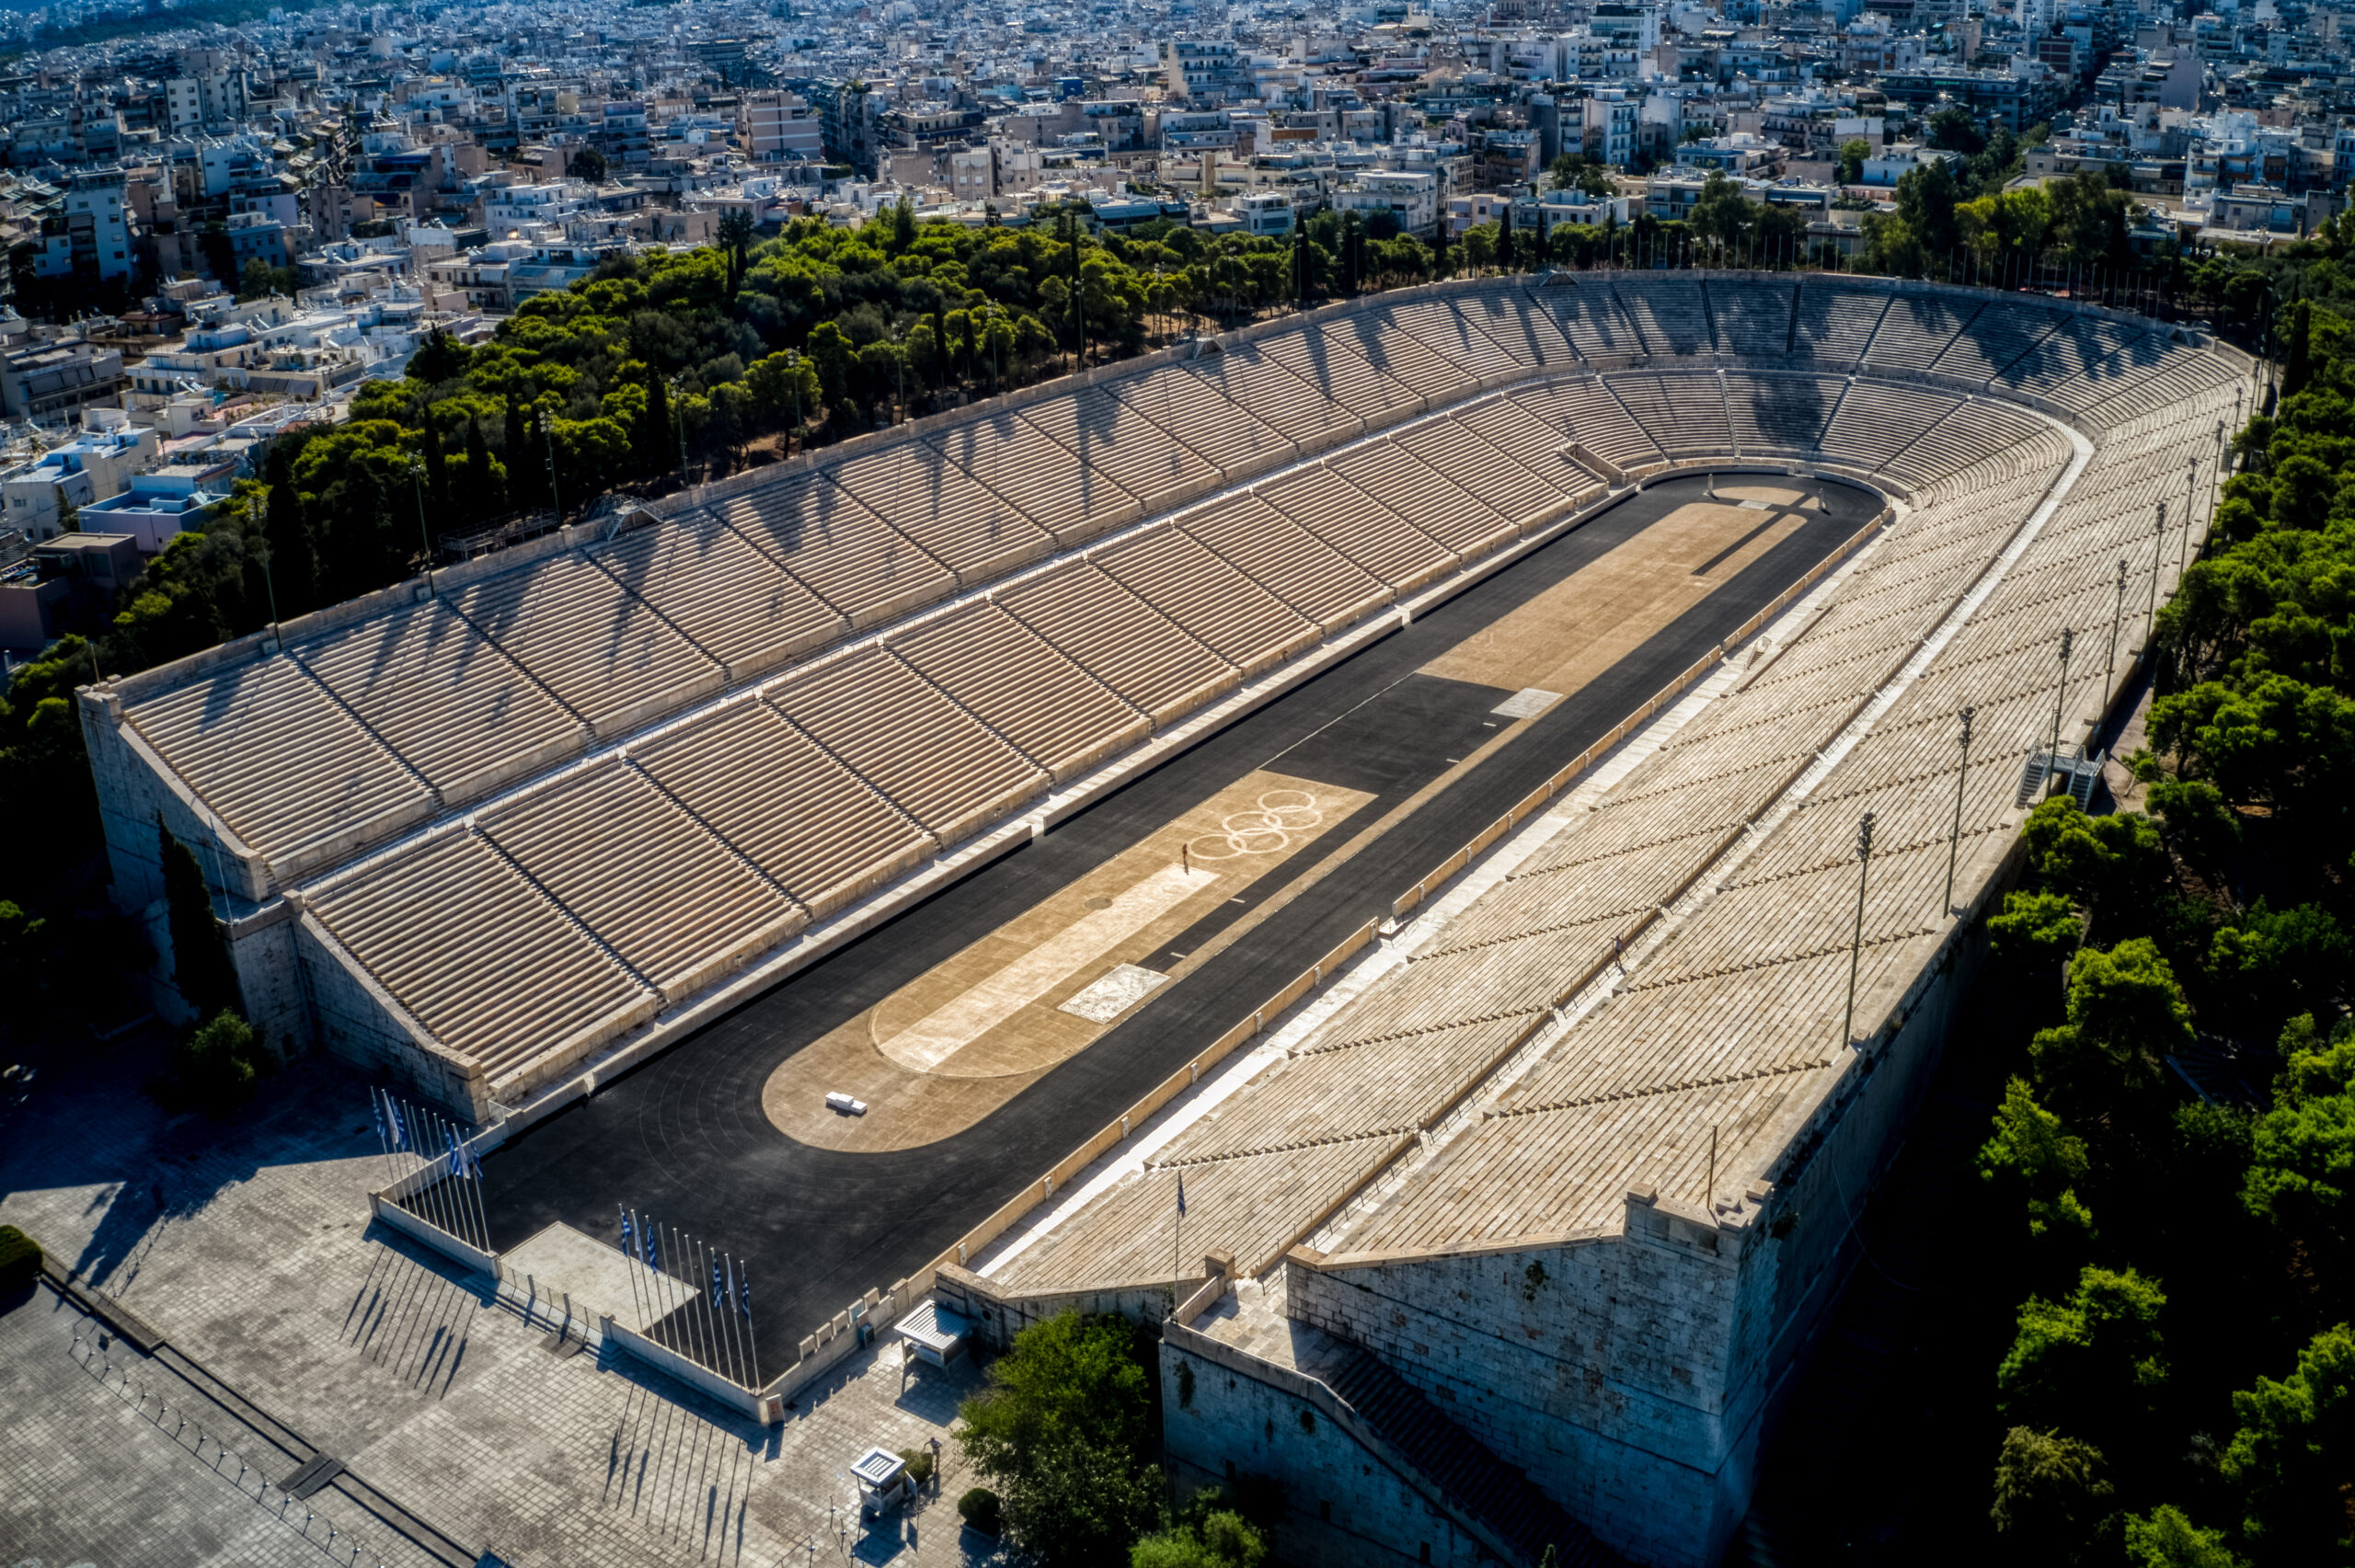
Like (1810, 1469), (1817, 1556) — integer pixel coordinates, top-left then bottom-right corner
(740, 1260), (761, 1391)
(716, 1249), (746, 1386)
(621, 1207), (645, 1335)
(1171, 1171), (1184, 1319)
(419, 1110), (457, 1241)
(626, 1208), (649, 1337)
(369, 1089), (396, 1192)
(675, 1228), (703, 1368)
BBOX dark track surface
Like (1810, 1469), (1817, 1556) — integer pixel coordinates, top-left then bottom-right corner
(478, 475), (1882, 1353)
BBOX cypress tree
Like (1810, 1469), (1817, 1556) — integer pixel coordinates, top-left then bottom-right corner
(2283, 299), (2314, 400)
(464, 416), (500, 517)
(261, 440), (317, 616)
(157, 818), (239, 1022)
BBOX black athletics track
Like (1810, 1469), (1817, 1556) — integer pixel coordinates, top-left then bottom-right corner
(477, 474), (1884, 1352)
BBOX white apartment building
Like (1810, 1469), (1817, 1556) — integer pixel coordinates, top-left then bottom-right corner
(1332, 168), (1439, 235)
(741, 92), (824, 163)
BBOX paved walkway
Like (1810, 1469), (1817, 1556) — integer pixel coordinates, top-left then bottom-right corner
(0, 1036), (994, 1568)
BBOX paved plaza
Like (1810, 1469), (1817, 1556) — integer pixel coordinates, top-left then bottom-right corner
(0, 1036), (995, 1568)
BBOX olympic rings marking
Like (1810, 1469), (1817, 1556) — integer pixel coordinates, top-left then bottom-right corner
(1186, 790), (1324, 861)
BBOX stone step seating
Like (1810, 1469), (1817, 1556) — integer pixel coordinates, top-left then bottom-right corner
(475, 759), (802, 1002)
(1452, 279), (1578, 366)
(1431, 841), (1678, 957)
(720, 468), (957, 628)
(1926, 300), (2067, 383)
(1315, 1343), (1626, 1568)
(1327, 310), (1477, 404)
(1708, 279), (1800, 357)
(1815, 383), (1961, 473)
(996, 1135), (1402, 1293)
(1396, 416), (1565, 532)
(1090, 523), (1322, 681)
(629, 696), (933, 921)
(285, 596), (583, 814)
(994, 561), (1238, 729)
(1185, 339), (1365, 442)
(1789, 281), (1891, 361)
(1992, 317), (2160, 406)
(1450, 397), (1609, 492)
(932, 408), (1141, 545)
(1722, 372), (1844, 454)
(827, 441), (1053, 587)
(768, 644), (1045, 847)
(887, 599), (1149, 782)
(1508, 378), (1661, 468)
(594, 507), (846, 683)
(980, 429), (2106, 1290)
(1105, 361), (1297, 477)
(1384, 296), (1528, 382)
(2075, 349), (2238, 428)
(1610, 276), (1715, 356)
(1883, 401), (2049, 490)
(1861, 294), (1982, 372)
(1327, 438), (1515, 561)
(128, 653), (431, 876)
(1534, 279), (1648, 360)
(306, 830), (649, 1081)
(1176, 492), (1394, 633)
(1258, 463), (1459, 593)
(1259, 327), (1432, 425)
(1160, 1012), (1535, 1165)
(446, 547), (728, 740)
(1605, 372), (1733, 457)
(1026, 384), (1226, 515)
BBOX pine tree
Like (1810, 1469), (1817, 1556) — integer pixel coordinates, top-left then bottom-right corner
(262, 440), (317, 616)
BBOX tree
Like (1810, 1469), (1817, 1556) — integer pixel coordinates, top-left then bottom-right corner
(1980, 1076), (2097, 1242)
(175, 1009), (267, 1116)
(1132, 1512), (1269, 1568)
(1837, 138), (1869, 185)
(959, 1312), (1161, 1568)
(1992, 888), (2083, 972)
(159, 818), (239, 1022)
(569, 144), (608, 184)
(1991, 1426), (2113, 1566)
(1997, 1266), (2169, 1436)
(2123, 1505), (2245, 1568)
(2281, 300), (2313, 400)
(2244, 1015), (2355, 1258)
(717, 210), (756, 298)
(237, 257), (278, 302)
(2220, 1322), (2355, 1562)
(2205, 902), (2349, 1039)
(2145, 779), (2239, 875)
(2028, 939), (2194, 1115)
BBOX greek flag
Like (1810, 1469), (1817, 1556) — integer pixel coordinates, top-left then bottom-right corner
(445, 1127), (465, 1181)
(642, 1225), (659, 1272)
(1177, 1172), (1187, 1218)
(370, 1092), (386, 1147)
(388, 1101), (408, 1151)
(710, 1255), (724, 1302)
(737, 1266), (752, 1319)
(619, 1212), (633, 1254)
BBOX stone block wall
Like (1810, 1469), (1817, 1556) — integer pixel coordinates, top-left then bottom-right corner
(1281, 900), (2006, 1567)
(1160, 1325), (1496, 1568)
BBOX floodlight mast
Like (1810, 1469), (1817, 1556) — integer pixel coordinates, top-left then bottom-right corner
(1944, 707), (1974, 913)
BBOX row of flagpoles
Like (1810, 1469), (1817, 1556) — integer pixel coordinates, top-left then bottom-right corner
(366, 1087), (764, 1391)
(619, 1207), (763, 1391)
(369, 1087), (490, 1253)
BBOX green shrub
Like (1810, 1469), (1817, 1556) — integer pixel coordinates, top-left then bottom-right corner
(897, 1446), (935, 1487)
(957, 1486), (1000, 1535)
(0, 1225), (40, 1290)
(174, 1011), (270, 1116)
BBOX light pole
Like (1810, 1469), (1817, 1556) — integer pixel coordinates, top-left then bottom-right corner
(407, 457), (432, 579)
(2145, 500), (2165, 640)
(1944, 708), (1973, 913)
(2181, 454), (2199, 573)
(1842, 811), (1876, 1048)
(537, 409), (562, 521)
(2103, 556), (2126, 698)
(2047, 626), (2074, 793)
(668, 376), (688, 491)
(787, 348), (801, 452)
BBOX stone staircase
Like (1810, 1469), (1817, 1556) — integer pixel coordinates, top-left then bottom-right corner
(1317, 1344), (1625, 1568)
